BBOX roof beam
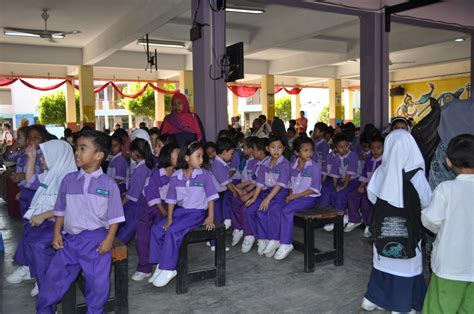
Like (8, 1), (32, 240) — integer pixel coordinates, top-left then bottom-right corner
(269, 51), (346, 74)
(0, 43), (82, 66)
(82, 0), (190, 66)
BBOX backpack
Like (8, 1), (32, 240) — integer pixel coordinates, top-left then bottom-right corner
(371, 168), (423, 259)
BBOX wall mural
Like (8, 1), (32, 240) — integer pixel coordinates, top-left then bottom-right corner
(391, 77), (470, 122)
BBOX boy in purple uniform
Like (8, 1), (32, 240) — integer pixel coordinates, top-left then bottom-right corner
(149, 141), (218, 287)
(106, 135), (129, 194)
(345, 135), (384, 235)
(209, 137), (241, 232)
(230, 136), (259, 247)
(239, 137), (269, 253)
(324, 134), (359, 231)
(312, 122), (330, 171)
(274, 136), (321, 260)
(245, 135), (291, 257)
(36, 130), (125, 314)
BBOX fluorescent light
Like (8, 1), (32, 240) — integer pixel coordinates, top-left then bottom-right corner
(4, 31), (40, 37)
(225, 7), (265, 14)
(137, 39), (186, 48)
(347, 59), (358, 63)
(454, 38), (465, 42)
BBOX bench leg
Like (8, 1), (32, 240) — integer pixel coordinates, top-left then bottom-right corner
(304, 219), (315, 273)
(176, 237), (189, 294)
(62, 282), (77, 314)
(115, 258), (129, 314)
(333, 215), (344, 266)
(215, 228), (226, 287)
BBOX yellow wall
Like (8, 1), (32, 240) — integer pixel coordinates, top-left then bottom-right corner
(390, 76), (470, 122)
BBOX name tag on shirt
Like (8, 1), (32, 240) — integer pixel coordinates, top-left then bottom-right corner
(96, 188), (110, 195)
(193, 181), (204, 187)
(40, 183), (48, 189)
(302, 172), (312, 177)
(271, 168), (281, 174)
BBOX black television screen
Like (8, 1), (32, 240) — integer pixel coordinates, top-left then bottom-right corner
(225, 42), (244, 82)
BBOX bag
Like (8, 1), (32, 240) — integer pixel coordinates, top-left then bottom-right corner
(371, 168), (423, 259)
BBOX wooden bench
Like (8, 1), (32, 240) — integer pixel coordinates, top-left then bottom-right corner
(176, 224), (226, 294)
(62, 239), (128, 314)
(293, 206), (344, 273)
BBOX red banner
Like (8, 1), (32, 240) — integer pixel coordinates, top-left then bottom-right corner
(284, 87), (302, 95)
(149, 83), (180, 95)
(19, 79), (68, 91)
(0, 78), (18, 86)
(228, 86), (260, 98)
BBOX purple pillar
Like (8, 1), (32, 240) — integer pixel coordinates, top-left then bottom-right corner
(192, 0), (228, 142)
(471, 34), (473, 100)
(360, 12), (390, 129)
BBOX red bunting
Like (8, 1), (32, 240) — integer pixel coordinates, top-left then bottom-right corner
(0, 78), (18, 86)
(284, 87), (302, 95)
(228, 86), (260, 97)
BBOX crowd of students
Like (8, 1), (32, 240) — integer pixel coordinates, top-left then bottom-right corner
(1, 111), (473, 313)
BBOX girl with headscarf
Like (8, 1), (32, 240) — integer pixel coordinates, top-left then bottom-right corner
(361, 130), (432, 313)
(160, 93), (205, 147)
(7, 140), (76, 297)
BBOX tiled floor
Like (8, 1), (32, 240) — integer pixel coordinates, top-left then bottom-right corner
(1, 200), (391, 313)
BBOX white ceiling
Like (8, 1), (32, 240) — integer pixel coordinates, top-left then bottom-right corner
(0, 0), (471, 85)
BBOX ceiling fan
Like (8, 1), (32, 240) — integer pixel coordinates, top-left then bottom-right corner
(3, 9), (80, 42)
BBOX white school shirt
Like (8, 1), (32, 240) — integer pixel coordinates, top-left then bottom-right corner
(421, 174), (474, 282)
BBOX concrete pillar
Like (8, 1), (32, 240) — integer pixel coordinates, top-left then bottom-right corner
(179, 71), (194, 111)
(78, 66), (95, 129)
(192, 0), (227, 142)
(328, 79), (342, 126)
(291, 94), (301, 120)
(128, 115), (133, 131)
(154, 81), (166, 127)
(360, 12), (389, 129)
(65, 77), (77, 131)
(261, 75), (275, 120)
(230, 93), (239, 124)
(345, 89), (354, 122)
(103, 86), (109, 130)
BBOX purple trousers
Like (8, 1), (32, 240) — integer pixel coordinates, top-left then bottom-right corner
(13, 220), (30, 266)
(347, 189), (373, 224)
(317, 177), (332, 207)
(117, 198), (146, 244)
(246, 188), (288, 240)
(231, 195), (253, 235)
(149, 207), (206, 270)
(319, 178), (359, 213)
(280, 197), (319, 244)
(24, 220), (56, 289)
(214, 191), (232, 223)
(135, 204), (162, 273)
(13, 187), (37, 266)
(36, 228), (111, 314)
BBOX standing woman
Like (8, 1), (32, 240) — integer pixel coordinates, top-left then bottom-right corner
(160, 93), (205, 146)
(361, 130), (432, 313)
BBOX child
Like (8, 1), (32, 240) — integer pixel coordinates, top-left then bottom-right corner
(7, 125), (48, 285)
(139, 143), (180, 283)
(274, 136), (321, 260)
(204, 141), (217, 168)
(312, 122), (330, 171)
(19, 140), (76, 297)
(106, 135), (129, 194)
(36, 130), (125, 313)
(230, 136), (258, 247)
(240, 137), (269, 253)
(353, 132), (372, 175)
(361, 130), (432, 313)
(117, 138), (154, 246)
(209, 137), (241, 249)
(148, 141), (218, 287)
(421, 134), (474, 313)
(287, 127), (297, 148)
(326, 133), (359, 212)
(345, 135), (384, 235)
(391, 116), (409, 131)
(245, 135), (290, 257)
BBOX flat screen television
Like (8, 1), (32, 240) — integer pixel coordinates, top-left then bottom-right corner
(225, 42), (244, 82)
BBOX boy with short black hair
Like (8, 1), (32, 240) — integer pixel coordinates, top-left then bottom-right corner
(422, 134), (474, 313)
(36, 130), (125, 314)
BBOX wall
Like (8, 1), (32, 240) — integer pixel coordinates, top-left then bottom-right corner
(390, 76), (470, 122)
